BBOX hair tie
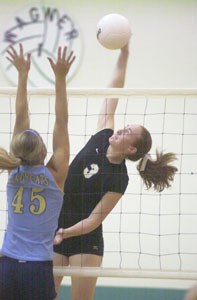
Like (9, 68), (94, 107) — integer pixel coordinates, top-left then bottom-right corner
(18, 155), (25, 161)
(18, 155), (30, 165)
(24, 129), (40, 138)
(140, 153), (152, 172)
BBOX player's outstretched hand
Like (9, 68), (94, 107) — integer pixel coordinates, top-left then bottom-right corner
(48, 46), (76, 78)
(54, 228), (64, 245)
(6, 43), (31, 75)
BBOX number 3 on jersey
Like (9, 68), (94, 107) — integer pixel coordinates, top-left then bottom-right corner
(11, 186), (46, 215)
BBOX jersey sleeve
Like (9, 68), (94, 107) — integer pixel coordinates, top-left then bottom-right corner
(106, 171), (129, 195)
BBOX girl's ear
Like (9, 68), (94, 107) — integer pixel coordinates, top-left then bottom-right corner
(41, 145), (47, 158)
(127, 145), (137, 155)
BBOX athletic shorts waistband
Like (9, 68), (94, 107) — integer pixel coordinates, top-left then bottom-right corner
(0, 255), (52, 264)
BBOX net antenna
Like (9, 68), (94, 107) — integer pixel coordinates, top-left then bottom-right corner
(0, 87), (197, 280)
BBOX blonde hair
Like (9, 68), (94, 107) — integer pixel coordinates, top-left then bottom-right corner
(0, 129), (46, 171)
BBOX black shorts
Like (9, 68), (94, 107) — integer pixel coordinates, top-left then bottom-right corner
(0, 256), (56, 300)
(54, 233), (104, 257)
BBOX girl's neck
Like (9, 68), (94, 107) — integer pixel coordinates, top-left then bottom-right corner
(106, 145), (125, 164)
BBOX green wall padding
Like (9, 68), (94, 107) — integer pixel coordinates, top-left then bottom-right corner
(58, 285), (187, 300)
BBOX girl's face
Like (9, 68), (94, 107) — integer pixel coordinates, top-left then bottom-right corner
(109, 124), (142, 155)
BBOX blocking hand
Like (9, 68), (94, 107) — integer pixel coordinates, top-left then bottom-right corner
(48, 46), (76, 78)
(6, 43), (31, 75)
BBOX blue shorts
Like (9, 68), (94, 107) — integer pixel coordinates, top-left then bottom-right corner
(0, 255), (56, 300)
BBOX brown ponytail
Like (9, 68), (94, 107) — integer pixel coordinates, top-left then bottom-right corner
(137, 150), (178, 192)
(126, 125), (177, 192)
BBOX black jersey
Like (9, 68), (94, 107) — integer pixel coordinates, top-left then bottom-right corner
(58, 129), (129, 235)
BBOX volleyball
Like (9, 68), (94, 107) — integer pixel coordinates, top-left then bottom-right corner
(96, 13), (132, 50)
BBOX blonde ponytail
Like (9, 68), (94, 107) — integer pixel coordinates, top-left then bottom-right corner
(0, 148), (21, 171)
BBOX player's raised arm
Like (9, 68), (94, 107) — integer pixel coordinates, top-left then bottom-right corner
(6, 43), (31, 141)
(47, 46), (75, 190)
(96, 44), (129, 132)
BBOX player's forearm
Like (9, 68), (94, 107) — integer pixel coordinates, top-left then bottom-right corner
(55, 76), (68, 125)
(108, 45), (129, 88)
(62, 217), (100, 239)
(98, 46), (129, 122)
(15, 73), (29, 120)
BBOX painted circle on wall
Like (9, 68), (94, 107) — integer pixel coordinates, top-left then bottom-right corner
(0, 5), (83, 87)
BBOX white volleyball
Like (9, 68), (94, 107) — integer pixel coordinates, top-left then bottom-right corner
(97, 13), (132, 50)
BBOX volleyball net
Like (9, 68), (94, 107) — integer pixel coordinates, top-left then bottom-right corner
(0, 88), (197, 280)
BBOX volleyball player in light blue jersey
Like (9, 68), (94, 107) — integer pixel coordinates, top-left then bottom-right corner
(5, 162), (63, 261)
(0, 43), (75, 300)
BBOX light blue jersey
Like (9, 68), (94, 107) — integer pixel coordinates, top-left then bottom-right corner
(0, 165), (63, 261)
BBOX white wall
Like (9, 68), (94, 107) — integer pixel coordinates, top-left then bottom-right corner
(0, 0), (196, 88)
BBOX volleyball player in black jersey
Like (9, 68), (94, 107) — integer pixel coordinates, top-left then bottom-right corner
(53, 43), (177, 300)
